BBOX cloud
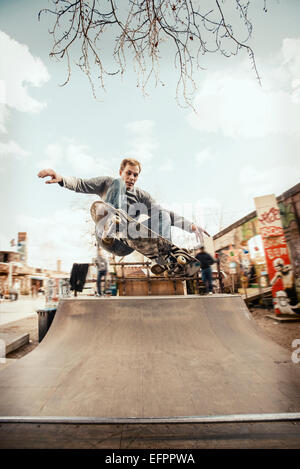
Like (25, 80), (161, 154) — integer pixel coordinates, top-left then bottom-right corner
(186, 37), (300, 138)
(239, 165), (300, 199)
(0, 140), (29, 159)
(38, 140), (113, 176)
(161, 197), (223, 240)
(0, 31), (49, 113)
(0, 233), (11, 251)
(281, 38), (300, 83)
(0, 104), (8, 134)
(125, 120), (158, 164)
(159, 158), (174, 172)
(17, 208), (96, 271)
(0, 30), (49, 134)
(195, 148), (215, 166)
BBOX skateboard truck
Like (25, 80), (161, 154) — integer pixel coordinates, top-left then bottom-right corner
(151, 252), (188, 277)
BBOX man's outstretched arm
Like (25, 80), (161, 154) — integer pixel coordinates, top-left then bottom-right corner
(38, 168), (113, 196)
(140, 190), (210, 238)
(190, 224), (210, 237)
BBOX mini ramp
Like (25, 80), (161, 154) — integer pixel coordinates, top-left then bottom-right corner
(0, 295), (300, 448)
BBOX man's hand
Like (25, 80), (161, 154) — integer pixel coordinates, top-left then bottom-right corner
(38, 168), (63, 184)
(191, 224), (210, 237)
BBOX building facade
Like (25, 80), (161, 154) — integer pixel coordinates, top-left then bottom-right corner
(213, 183), (300, 305)
(0, 243), (68, 299)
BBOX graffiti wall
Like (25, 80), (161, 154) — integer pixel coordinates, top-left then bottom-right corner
(213, 184), (300, 302)
(255, 194), (298, 314)
(278, 190), (300, 303)
(215, 216), (267, 292)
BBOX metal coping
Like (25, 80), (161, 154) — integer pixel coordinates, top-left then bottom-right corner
(1, 413), (300, 425)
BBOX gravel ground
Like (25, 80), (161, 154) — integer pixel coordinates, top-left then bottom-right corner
(2, 304), (300, 360)
(249, 306), (300, 352)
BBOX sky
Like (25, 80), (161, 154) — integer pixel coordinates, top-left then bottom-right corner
(0, 0), (300, 272)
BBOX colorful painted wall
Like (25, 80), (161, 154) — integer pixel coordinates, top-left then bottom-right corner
(278, 189), (300, 302)
(213, 183), (300, 302)
(215, 216), (267, 292)
(255, 194), (297, 314)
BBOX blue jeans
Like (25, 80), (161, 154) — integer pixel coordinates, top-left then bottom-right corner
(104, 178), (128, 211)
(202, 267), (213, 293)
(96, 179), (133, 256)
(104, 178), (171, 239)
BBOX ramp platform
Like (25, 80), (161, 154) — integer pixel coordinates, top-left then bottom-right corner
(0, 295), (300, 448)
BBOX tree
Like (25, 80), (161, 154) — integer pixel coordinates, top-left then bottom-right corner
(39, 0), (267, 107)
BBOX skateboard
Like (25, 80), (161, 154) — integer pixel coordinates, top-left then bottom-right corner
(90, 200), (201, 278)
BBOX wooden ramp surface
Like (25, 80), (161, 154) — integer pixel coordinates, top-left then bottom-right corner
(0, 295), (299, 418)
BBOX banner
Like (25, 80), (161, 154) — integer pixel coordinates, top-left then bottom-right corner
(254, 194), (295, 314)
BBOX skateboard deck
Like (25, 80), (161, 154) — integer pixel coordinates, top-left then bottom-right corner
(90, 200), (201, 278)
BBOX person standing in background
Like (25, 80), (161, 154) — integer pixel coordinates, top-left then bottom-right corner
(95, 247), (109, 296)
(195, 246), (216, 294)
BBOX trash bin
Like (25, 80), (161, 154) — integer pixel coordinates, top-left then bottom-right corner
(36, 308), (57, 342)
(105, 284), (117, 296)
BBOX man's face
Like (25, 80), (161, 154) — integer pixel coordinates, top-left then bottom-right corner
(119, 164), (140, 190)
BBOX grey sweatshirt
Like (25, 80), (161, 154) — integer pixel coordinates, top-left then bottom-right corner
(95, 254), (109, 272)
(60, 176), (194, 233)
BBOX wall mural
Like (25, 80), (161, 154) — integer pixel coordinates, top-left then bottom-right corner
(217, 218), (267, 291)
(278, 194), (300, 303)
(215, 189), (300, 311)
(255, 194), (299, 315)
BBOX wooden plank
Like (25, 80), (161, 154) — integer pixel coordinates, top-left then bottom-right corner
(0, 332), (29, 355)
(117, 279), (184, 295)
(266, 314), (300, 323)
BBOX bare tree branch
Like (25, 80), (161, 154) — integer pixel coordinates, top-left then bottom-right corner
(39, 0), (267, 107)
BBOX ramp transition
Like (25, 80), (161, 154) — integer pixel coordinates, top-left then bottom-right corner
(0, 295), (299, 420)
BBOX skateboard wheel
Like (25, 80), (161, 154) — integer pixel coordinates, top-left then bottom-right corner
(164, 270), (170, 278)
(177, 255), (187, 265)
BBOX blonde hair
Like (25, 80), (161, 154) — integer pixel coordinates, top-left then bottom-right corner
(120, 158), (141, 174)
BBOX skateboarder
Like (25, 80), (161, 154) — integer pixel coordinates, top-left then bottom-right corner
(38, 158), (208, 257)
